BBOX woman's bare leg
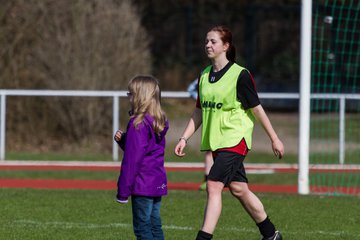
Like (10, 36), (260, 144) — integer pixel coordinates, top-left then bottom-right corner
(201, 180), (224, 233)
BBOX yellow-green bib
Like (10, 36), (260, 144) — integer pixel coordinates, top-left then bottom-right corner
(199, 63), (255, 151)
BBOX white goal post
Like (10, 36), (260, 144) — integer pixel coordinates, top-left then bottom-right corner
(298, 0), (312, 195)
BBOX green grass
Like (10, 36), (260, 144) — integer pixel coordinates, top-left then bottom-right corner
(6, 152), (113, 161)
(246, 152), (298, 164)
(6, 149), (299, 164)
(0, 163), (359, 239)
(2, 168), (358, 188)
(0, 169), (119, 180)
(7, 149), (359, 165)
(310, 150), (360, 164)
(310, 114), (360, 141)
(0, 188), (359, 240)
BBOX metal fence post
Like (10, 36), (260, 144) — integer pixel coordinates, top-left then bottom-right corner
(0, 93), (6, 160)
(339, 97), (345, 164)
(112, 95), (120, 161)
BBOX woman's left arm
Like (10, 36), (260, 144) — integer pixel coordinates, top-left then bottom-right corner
(251, 105), (285, 159)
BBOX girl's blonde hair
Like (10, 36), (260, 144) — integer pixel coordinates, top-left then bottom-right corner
(128, 75), (167, 135)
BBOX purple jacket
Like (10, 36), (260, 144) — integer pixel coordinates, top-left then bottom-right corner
(116, 114), (169, 201)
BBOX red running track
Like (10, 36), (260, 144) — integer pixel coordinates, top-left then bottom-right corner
(2, 179), (359, 194)
(0, 178), (298, 193)
(0, 163), (298, 193)
(1, 162), (359, 194)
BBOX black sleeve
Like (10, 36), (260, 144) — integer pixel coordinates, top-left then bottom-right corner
(236, 70), (260, 110)
(116, 132), (126, 151)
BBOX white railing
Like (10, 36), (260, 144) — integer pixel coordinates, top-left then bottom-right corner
(0, 89), (191, 162)
(0, 89), (359, 163)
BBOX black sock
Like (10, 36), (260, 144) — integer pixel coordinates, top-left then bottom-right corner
(256, 216), (276, 238)
(196, 230), (213, 240)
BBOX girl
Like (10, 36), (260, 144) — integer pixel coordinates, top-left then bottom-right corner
(174, 26), (284, 240)
(114, 75), (169, 240)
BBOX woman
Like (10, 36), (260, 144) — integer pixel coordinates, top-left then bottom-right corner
(174, 26), (284, 240)
(187, 78), (214, 191)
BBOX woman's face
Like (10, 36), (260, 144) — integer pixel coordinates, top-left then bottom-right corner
(205, 31), (228, 60)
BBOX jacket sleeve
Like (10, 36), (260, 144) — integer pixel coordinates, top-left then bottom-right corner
(116, 121), (150, 199)
(116, 132), (126, 151)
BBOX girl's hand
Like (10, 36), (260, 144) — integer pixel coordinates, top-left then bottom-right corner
(174, 137), (187, 157)
(272, 138), (284, 159)
(116, 198), (128, 204)
(114, 130), (123, 142)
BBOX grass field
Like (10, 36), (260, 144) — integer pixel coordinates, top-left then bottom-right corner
(1, 162), (360, 240)
(1, 98), (358, 239)
(0, 188), (359, 240)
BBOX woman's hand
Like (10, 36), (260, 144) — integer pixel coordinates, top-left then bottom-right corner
(174, 108), (202, 157)
(174, 137), (187, 157)
(272, 138), (284, 159)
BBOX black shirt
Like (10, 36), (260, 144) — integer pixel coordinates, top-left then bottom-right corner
(196, 62), (260, 110)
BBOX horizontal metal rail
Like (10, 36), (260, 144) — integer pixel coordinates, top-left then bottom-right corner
(0, 90), (359, 161)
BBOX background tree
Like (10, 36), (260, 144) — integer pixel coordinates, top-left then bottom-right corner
(0, 0), (152, 152)
(133, 0), (300, 92)
(0, 0), (302, 155)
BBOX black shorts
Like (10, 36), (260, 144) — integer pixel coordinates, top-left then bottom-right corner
(208, 151), (248, 186)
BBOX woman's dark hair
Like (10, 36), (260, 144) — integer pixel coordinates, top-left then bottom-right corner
(209, 25), (236, 62)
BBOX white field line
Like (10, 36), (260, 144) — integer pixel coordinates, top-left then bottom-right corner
(1, 160), (360, 171)
(12, 219), (360, 238)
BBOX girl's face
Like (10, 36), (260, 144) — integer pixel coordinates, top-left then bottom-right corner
(127, 90), (134, 108)
(205, 31), (229, 60)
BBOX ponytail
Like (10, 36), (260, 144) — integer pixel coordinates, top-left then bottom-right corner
(226, 45), (236, 63)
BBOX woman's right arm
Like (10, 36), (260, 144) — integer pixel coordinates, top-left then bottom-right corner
(251, 105), (284, 159)
(174, 108), (202, 157)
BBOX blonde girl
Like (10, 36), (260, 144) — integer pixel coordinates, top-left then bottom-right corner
(114, 75), (169, 240)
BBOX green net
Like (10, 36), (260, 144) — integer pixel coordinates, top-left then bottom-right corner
(310, 0), (360, 195)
